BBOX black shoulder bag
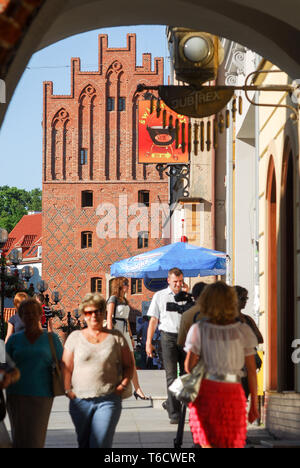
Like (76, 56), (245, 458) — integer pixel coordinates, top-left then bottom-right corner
(0, 390), (6, 422)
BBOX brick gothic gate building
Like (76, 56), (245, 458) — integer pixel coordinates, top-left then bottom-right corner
(42, 33), (169, 314)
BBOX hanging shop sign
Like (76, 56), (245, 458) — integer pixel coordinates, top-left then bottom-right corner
(158, 85), (234, 119)
(138, 100), (189, 164)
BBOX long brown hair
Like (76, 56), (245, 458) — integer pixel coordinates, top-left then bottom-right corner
(110, 277), (128, 304)
(198, 281), (238, 325)
(18, 298), (43, 321)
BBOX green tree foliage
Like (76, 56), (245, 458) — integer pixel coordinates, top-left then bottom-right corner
(0, 186), (42, 233)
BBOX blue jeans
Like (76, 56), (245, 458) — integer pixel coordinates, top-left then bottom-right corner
(69, 394), (122, 448)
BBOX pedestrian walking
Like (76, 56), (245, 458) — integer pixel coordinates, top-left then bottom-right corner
(137, 316), (149, 368)
(107, 277), (149, 400)
(234, 286), (264, 344)
(62, 292), (134, 448)
(34, 293), (54, 332)
(177, 282), (207, 347)
(5, 292), (28, 343)
(184, 281), (259, 448)
(5, 298), (63, 448)
(0, 339), (20, 448)
(234, 285), (264, 399)
(146, 267), (186, 424)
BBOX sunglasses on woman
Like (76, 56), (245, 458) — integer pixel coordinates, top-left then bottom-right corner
(83, 309), (105, 317)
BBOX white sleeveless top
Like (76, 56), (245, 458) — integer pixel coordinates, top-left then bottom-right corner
(184, 321), (258, 377)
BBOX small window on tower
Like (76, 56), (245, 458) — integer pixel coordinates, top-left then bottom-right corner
(81, 191), (93, 208)
(91, 277), (103, 293)
(118, 97), (126, 111)
(137, 231), (149, 249)
(138, 190), (150, 207)
(80, 148), (88, 165)
(81, 231), (93, 249)
(107, 97), (115, 111)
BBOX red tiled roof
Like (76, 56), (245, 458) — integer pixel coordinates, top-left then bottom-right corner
(3, 237), (15, 251)
(3, 213), (42, 259)
(22, 234), (37, 248)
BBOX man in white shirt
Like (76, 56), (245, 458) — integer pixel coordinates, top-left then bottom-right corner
(146, 268), (186, 424)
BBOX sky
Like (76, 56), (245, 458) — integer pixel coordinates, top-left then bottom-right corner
(0, 25), (170, 191)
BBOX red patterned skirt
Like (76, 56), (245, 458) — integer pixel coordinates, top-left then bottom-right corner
(188, 378), (247, 448)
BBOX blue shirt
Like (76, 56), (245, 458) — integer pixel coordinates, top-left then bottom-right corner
(5, 331), (63, 397)
(8, 313), (25, 333)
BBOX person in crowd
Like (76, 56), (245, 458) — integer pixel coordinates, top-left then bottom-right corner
(146, 267), (186, 424)
(234, 285), (264, 399)
(62, 292), (134, 448)
(0, 340), (20, 448)
(177, 282), (207, 347)
(184, 281), (259, 448)
(234, 286), (264, 344)
(137, 316), (150, 369)
(0, 343), (20, 388)
(34, 293), (54, 332)
(107, 277), (149, 400)
(5, 292), (28, 343)
(5, 298), (63, 448)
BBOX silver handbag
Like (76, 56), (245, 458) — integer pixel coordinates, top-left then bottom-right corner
(169, 357), (206, 404)
(169, 319), (206, 404)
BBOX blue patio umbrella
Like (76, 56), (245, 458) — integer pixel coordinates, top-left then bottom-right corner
(110, 242), (227, 279)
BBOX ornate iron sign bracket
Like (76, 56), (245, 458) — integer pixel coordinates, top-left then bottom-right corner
(156, 163), (190, 198)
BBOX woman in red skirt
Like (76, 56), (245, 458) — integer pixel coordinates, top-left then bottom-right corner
(184, 281), (259, 448)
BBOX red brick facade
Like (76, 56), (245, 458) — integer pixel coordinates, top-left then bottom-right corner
(42, 33), (169, 313)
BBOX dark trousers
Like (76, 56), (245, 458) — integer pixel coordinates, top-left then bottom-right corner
(160, 331), (186, 420)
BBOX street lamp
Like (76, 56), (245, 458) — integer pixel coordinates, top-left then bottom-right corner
(21, 265), (34, 282)
(37, 280), (48, 294)
(8, 248), (23, 267)
(52, 290), (61, 305)
(0, 228), (8, 340)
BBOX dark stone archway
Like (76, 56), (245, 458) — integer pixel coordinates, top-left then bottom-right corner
(1, 0), (300, 126)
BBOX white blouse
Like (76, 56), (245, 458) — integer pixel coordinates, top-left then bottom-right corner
(184, 321), (258, 377)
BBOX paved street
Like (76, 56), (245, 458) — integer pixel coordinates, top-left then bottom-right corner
(4, 369), (275, 448)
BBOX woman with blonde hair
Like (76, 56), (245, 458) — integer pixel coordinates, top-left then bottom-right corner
(107, 277), (149, 400)
(63, 292), (134, 448)
(5, 292), (29, 343)
(184, 281), (259, 448)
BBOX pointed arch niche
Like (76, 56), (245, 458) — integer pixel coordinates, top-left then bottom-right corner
(51, 108), (70, 180)
(78, 84), (97, 180)
(280, 138), (295, 391)
(105, 61), (123, 180)
(266, 156), (278, 390)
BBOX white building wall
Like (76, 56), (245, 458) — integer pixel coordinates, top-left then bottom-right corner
(234, 138), (256, 317)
